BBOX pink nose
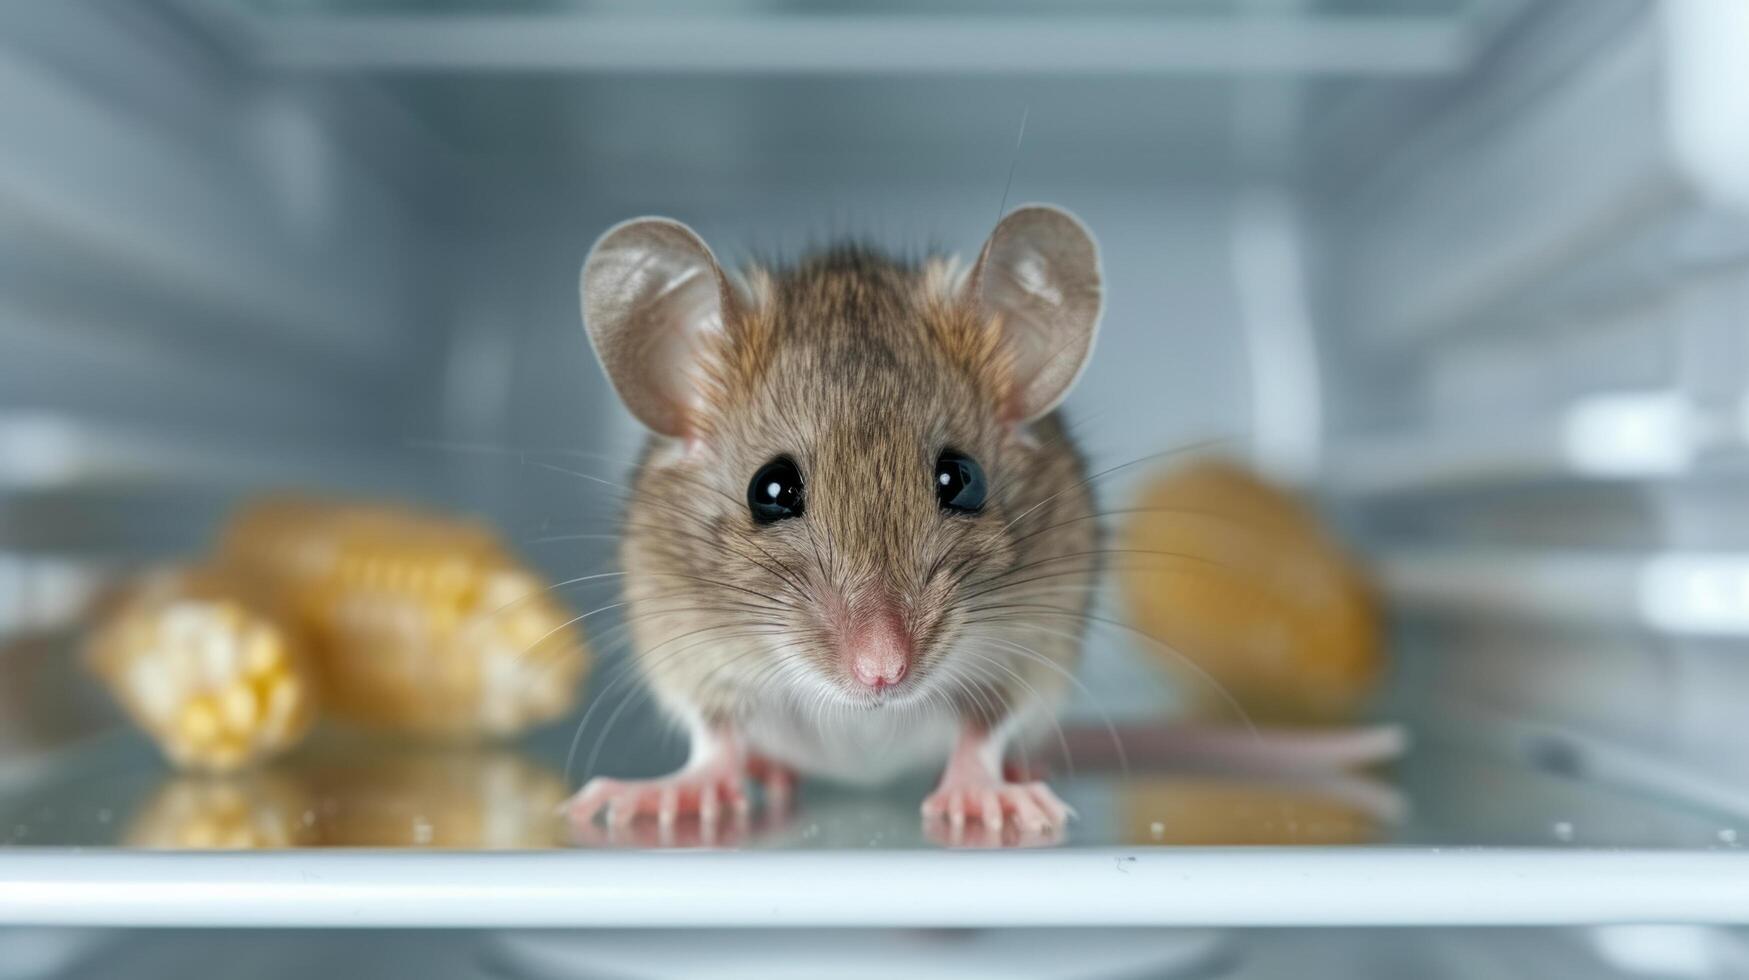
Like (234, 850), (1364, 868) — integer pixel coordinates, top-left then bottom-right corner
(845, 607), (912, 691)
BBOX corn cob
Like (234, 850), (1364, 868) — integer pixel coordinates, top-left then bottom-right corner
(218, 497), (590, 737)
(1118, 459), (1382, 724)
(86, 567), (317, 772)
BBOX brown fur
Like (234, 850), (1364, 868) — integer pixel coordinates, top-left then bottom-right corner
(619, 244), (1097, 778)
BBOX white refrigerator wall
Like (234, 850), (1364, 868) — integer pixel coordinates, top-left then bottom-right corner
(1319, 0), (1749, 799)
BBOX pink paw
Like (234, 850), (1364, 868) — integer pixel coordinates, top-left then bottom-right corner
(565, 766), (749, 831)
(921, 778), (1075, 834)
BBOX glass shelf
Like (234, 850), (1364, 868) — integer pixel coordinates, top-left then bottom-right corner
(3, 716), (1748, 928)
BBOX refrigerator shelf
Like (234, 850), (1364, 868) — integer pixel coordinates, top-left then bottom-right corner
(2, 724), (1746, 929)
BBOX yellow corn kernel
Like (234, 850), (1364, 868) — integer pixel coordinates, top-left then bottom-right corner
(220, 682), (260, 732)
(219, 497), (591, 737)
(181, 698), (221, 745)
(87, 568), (318, 773)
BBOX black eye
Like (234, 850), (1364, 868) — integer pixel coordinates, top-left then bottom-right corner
(935, 450), (987, 514)
(748, 456), (805, 524)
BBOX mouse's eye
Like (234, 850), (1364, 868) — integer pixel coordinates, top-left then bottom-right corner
(935, 450), (987, 514)
(748, 456), (805, 524)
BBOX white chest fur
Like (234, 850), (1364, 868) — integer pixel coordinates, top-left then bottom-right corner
(739, 697), (961, 786)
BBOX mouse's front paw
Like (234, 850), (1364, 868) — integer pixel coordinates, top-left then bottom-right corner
(921, 778), (1075, 834)
(564, 767), (750, 830)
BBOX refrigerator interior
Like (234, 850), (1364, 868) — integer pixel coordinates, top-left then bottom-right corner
(3, 0), (1749, 976)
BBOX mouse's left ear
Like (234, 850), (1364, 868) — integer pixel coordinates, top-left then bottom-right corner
(967, 204), (1103, 423)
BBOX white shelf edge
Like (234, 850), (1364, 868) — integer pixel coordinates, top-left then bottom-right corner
(1, 848), (1747, 928)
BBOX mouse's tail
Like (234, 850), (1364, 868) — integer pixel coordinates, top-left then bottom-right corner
(1053, 722), (1408, 776)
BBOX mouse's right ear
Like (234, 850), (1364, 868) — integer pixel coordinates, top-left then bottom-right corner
(580, 217), (735, 439)
(967, 205), (1103, 424)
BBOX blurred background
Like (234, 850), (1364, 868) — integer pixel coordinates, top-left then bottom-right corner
(2, 0), (1749, 976)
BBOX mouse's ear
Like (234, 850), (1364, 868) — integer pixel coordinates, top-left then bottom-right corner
(581, 217), (735, 438)
(967, 205), (1103, 423)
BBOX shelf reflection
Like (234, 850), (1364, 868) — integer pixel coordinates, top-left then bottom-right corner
(557, 768), (1402, 851)
(126, 742), (568, 849)
(118, 742), (1401, 851)
(1114, 773), (1399, 847)
(10, 716), (1744, 852)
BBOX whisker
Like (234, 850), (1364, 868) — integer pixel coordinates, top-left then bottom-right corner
(404, 437), (638, 471)
(471, 570), (627, 637)
(566, 623), (788, 787)
(528, 531), (621, 545)
(953, 648), (1076, 782)
(956, 547), (1233, 605)
(521, 598), (787, 731)
(576, 631), (802, 782)
(996, 434), (1237, 538)
(969, 605), (1261, 744)
(1000, 504), (1270, 552)
(971, 633), (1129, 781)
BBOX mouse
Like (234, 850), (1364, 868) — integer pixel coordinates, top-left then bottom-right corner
(565, 205), (1103, 835)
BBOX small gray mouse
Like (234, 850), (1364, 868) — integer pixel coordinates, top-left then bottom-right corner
(567, 206), (1102, 834)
